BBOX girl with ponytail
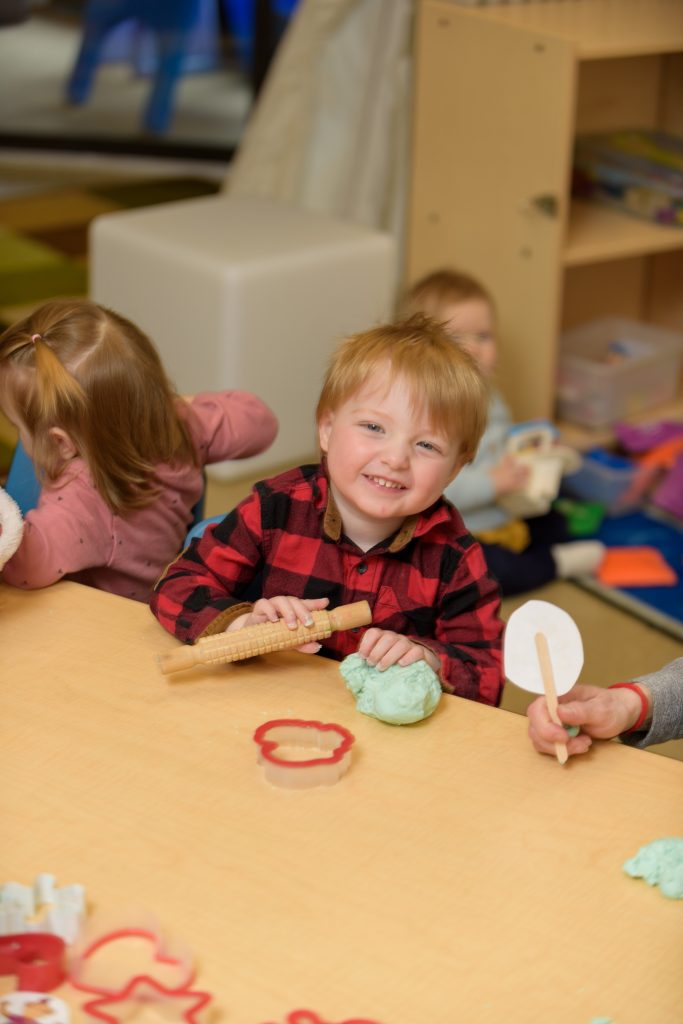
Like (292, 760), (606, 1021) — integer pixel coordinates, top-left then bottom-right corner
(0, 299), (277, 601)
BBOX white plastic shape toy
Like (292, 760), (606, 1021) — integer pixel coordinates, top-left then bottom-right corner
(0, 487), (23, 570)
(504, 600), (584, 765)
(499, 420), (581, 519)
(0, 874), (86, 943)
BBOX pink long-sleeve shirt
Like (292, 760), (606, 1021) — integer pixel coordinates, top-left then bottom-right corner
(2, 391), (277, 602)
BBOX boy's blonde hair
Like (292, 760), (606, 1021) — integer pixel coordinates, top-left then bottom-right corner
(402, 268), (494, 322)
(316, 314), (488, 463)
(0, 299), (197, 514)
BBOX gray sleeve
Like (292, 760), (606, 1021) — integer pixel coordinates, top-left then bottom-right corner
(620, 657), (683, 748)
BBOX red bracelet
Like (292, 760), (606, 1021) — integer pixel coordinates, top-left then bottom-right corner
(608, 683), (649, 734)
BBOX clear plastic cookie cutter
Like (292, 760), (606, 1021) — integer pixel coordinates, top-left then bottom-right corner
(253, 720), (355, 789)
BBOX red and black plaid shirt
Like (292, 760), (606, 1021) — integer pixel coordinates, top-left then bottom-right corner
(151, 464), (504, 705)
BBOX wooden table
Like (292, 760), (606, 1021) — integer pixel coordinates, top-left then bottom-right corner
(2, 582), (682, 1023)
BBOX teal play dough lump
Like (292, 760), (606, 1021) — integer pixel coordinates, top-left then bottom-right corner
(339, 653), (442, 725)
(623, 837), (683, 899)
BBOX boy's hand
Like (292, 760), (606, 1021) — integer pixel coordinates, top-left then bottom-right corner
(227, 595), (330, 653)
(527, 683), (647, 759)
(491, 454), (530, 496)
(357, 628), (441, 673)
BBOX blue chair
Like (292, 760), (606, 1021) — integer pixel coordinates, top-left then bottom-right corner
(184, 513), (223, 547)
(66, 0), (211, 134)
(5, 440), (40, 516)
(221, 0), (299, 73)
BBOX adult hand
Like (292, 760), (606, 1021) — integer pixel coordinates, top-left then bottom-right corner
(527, 683), (648, 758)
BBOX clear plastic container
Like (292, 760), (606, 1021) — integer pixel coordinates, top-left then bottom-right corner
(556, 317), (683, 428)
(561, 449), (640, 514)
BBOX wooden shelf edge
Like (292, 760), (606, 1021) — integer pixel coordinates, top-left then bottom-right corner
(564, 201), (683, 268)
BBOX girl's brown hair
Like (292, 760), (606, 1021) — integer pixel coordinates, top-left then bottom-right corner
(316, 313), (489, 463)
(0, 299), (197, 514)
(402, 268), (494, 321)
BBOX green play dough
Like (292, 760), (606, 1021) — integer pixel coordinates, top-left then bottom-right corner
(339, 653), (442, 725)
(622, 837), (683, 900)
(565, 725), (580, 737)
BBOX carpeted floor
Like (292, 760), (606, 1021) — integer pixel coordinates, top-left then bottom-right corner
(0, 175), (220, 325)
(0, 174), (221, 469)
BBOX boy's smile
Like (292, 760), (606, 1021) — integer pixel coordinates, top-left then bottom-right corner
(318, 365), (464, 551)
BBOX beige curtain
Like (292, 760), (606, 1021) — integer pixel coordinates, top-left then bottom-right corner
(225, 0), (413, 260)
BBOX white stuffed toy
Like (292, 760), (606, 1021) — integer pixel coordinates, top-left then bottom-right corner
(0, 488), (23, 570)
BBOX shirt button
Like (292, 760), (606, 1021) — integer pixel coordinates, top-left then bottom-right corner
(356, 562), (368, 575)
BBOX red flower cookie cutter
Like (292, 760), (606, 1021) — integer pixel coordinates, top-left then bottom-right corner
(0, 933), (66, 991)
(253, 720), (355, 789)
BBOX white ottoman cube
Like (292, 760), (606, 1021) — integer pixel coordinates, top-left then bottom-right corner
(90, 195), (397, 479)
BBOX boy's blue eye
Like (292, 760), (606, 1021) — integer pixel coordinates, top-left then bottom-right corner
(363, 422), (382, 433)
(417, 440), (440, 453)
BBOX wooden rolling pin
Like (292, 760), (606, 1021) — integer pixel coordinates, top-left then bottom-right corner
(158, 600), (372, 675)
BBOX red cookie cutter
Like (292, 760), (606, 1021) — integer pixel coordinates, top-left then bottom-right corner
(69, 928), (194, 995)
(0, 933), (66, 991)
(81, 976), (211, 1024)
(263, 1012), (381, 1024)
(253, 720), (355, 789)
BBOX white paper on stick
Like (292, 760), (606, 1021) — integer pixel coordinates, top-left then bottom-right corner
(504, 599), (584, 696)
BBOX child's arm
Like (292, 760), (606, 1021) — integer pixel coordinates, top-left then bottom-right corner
(443, 460), (497, 514)
(184, 391), (278, 463)
(150, 489), (267, 642)
(355, 540), (503, 704)
(421, 540), (503, 705)
(2, 472), (112, 589)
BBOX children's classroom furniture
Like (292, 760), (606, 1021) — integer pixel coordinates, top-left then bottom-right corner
(2, 579), (681, 1021)
(4, 440), (40, 516)
(90, 194), (396, 479)
(408, 0), (683, 449)
(66, 0), (214, 134)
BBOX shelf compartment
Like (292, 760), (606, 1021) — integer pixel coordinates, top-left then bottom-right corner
(564, 200), (683, 267)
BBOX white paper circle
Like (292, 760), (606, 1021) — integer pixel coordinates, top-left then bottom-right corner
(504, 600), (584, 695)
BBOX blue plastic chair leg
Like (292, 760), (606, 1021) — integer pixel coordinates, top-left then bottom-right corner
(143, 32), (188, 133)
(66, 1), (138, 104)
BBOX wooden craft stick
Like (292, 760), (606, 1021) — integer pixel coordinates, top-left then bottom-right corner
(534, 631), (569, 765)
(158, 600), (372, 675)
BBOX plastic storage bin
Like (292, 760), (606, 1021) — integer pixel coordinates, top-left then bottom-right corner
(561, 449), (641, 515)
(556, 317), (683, 428)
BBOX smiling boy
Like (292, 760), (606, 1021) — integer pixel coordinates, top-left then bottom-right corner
(151, 315), (504, 704)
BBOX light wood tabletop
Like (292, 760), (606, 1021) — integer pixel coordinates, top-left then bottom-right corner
(2, 581), (682, 1023)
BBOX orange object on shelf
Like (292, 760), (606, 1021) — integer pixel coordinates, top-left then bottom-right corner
(597, 546), (678, 587)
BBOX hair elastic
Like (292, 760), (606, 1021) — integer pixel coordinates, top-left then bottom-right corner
(608, 682), (649, 734)
(31, 333), (41, 343)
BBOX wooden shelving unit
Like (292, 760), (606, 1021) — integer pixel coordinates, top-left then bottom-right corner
(408, 0), (683, 448)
